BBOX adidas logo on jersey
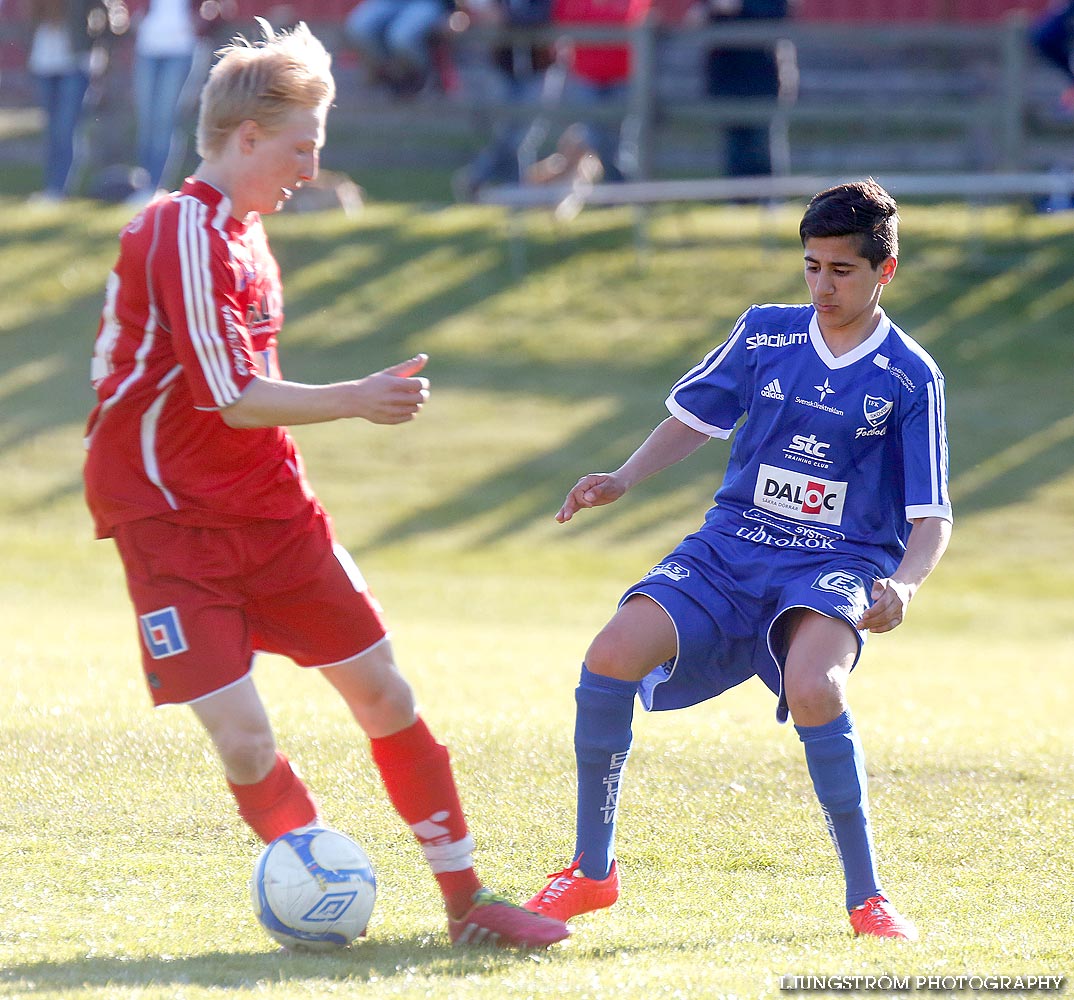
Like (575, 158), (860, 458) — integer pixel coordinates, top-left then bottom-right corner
(761, 379), (785, 400)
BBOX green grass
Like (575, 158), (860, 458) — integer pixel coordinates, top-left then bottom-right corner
(1, 192), (1072, 999)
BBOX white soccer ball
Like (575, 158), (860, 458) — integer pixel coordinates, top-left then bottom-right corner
(250, 825), (376, 951)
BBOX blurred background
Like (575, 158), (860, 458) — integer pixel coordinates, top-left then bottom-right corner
(2, 0), (1074, 206)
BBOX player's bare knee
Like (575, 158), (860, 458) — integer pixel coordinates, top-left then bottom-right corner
(342, 669), (416, 735)
(584, 630), (627, 678)
(584, 632), (614, 676)
(584, 633), (650, 682)
(785, 675), (846, 727)
(216, 728), (277, 784)
(370, 675), (416, 725)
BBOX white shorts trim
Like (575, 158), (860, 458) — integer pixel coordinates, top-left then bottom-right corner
(169, 663), (255, 707)
(307, 632), (393, 670)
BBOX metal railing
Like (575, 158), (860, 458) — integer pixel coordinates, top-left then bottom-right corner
(452, 12), (1036, 180)
(0, 11), (1058, 190)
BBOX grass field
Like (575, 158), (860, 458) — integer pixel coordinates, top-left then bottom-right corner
(1, 192), (1072, 1000)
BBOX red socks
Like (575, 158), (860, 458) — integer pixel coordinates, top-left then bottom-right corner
(226, 723), (481, 919)
(371, 717), (481, 917)
(227, 751), (318, 843)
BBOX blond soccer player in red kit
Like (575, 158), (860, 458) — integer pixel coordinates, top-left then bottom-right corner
(82, 19), (568, 950)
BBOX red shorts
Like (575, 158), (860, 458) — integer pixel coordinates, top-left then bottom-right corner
(112, 504), (389, 706)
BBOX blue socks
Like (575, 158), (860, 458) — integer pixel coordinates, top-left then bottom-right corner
(574, 669), (881, 907)
(573, 664), (639, 881)
(796, 710), (882, 910)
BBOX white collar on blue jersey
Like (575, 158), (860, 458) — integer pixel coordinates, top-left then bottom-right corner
(809, 309), (892, 370)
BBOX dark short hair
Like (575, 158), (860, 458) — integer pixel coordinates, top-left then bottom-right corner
(799, 178), (899, 267)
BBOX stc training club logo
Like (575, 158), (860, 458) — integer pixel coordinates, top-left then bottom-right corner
(753, 464), (847, 525)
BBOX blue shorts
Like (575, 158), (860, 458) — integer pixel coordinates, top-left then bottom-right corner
(620, 531), (883, 722)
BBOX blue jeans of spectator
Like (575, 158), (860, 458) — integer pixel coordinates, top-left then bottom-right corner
(134, 52), (195, 191)
(35, 70), (90, 196)
(346, 0), (445, 73)
(467, 72), (546, 187)
(560, 76), (629, 182)
(1030, 1), (1074, 79)
(725, 124), (771, 177)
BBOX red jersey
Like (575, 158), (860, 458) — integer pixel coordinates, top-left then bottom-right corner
(84, 178), (315, 539)
(552, 0), (650, 86)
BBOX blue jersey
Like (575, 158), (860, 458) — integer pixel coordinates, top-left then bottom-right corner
(667, 304), (951, 574)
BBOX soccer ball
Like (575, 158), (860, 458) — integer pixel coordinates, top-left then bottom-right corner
(250, 825), (377, 951)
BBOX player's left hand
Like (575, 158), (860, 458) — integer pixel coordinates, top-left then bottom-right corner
(856, 577), (914, 634)
(352, 354), (430, 424)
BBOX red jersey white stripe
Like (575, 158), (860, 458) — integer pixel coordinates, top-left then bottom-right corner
(83, 178), (314, 538)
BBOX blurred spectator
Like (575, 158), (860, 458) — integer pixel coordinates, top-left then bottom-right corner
(26, 0), (112, 201)
(527, 0), (649, 186)
(451, 0), (554, 200)
(1029, 2), (1074, 212)
(694, 0), (790, 178)
(344, 0), (454, 97)
(127, 0), (232, 203)
(1030, 1), (1074, 110)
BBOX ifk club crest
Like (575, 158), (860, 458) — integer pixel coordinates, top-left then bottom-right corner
(863, 395), (893, 428)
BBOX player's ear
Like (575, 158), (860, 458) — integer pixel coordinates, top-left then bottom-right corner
(877, 257), (897, 285)
(237, 119), (260, 154)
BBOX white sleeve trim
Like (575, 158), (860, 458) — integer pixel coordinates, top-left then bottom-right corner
(906, 503), (953, 524)
(666, 396), (735, 439)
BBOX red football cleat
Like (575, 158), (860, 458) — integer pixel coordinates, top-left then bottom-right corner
(448, 888), (570, 948)
(849, 895), (919, 941)
(524, 856), (620, 922)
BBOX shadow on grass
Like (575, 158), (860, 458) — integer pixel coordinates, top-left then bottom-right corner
(0, 937), (551, 995)
(2, 199), (1073, 534)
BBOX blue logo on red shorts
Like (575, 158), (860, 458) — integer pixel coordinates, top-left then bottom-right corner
(139, 606), (189, 659)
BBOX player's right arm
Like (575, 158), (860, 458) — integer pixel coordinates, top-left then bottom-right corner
(557, 416), (709, 522)
(220, 354), (430, 429)
(146, 198), (431, 431)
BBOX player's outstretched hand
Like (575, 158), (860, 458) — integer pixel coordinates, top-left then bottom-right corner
(856, 577), (914, 634)
(556, 473), (627, 523)
(355, 353), (430, 424)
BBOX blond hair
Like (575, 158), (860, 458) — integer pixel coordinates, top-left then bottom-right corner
(196, 19), (336, 160)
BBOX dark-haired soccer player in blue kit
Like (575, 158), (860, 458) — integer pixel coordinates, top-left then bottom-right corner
(524, 179), (951, 940)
